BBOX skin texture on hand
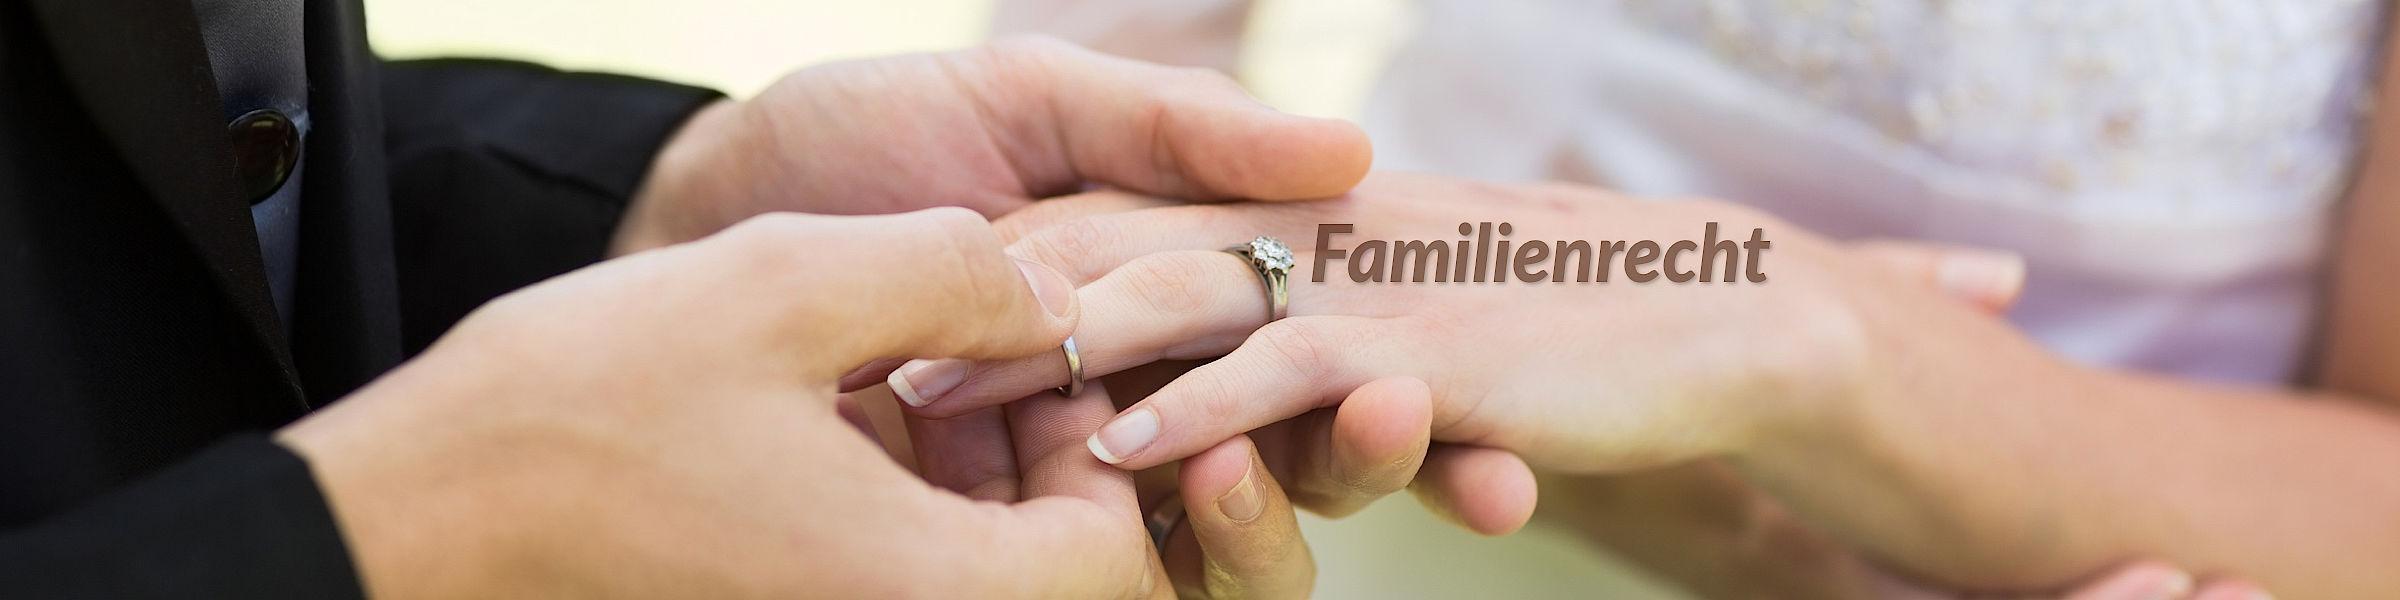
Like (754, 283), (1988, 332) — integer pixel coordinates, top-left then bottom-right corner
(900, 173), (2315, 597)
(612, 35), (1372, 255)
(908, 174), (1879, 474)
(985, 192), (1542, 537)
(280, 209), (1176, 599)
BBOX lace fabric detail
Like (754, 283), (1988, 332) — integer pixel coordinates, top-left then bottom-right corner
(1605, 0), (2384, 216)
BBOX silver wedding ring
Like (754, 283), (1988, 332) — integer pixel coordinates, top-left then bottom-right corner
(1224, 236), (1293, 323)
(1055, 335), (1085, 397)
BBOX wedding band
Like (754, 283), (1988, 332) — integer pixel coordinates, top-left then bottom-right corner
(1055, 336), (1085, 397)
(1146, 496), (1187, 553)
(1224, 236), (1294, 323)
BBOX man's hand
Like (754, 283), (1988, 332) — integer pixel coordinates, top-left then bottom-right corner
(279, 209), (1170, 598)
(611, 36), (1372, 254)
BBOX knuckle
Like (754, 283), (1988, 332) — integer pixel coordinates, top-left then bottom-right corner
(1348, 451), (1416, 495)
(1175, 369), (1248, 427)
(1016, 216), (1119, 282)
(1250, 319), (1338, 383)
(907, 206), (1006, 257)
(1115, 253), (1218, 318)
(904, 216), (1020, 320)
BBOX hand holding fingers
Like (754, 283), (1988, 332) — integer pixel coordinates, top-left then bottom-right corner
(843, 192), (1184, 395)
(895, 249), (1283, 414)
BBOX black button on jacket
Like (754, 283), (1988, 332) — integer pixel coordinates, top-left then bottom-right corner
(0, 0), (721, 596)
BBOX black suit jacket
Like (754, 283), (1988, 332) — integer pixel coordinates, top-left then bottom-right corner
(0, 0), (719, 596)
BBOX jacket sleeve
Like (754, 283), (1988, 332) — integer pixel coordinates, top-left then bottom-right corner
(0, 435), (364, 599)
(378, 59), (723, 355)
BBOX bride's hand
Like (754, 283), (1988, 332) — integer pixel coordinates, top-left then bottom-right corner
(865, 192), (1542, 537)
(890, 173), (2018, 478)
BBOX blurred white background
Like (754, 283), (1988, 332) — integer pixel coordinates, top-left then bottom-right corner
(368, 1), (1682, 597)
(367, 0), (1403, 119)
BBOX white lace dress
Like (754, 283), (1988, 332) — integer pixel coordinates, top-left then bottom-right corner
(1366, 0), (2386, 383)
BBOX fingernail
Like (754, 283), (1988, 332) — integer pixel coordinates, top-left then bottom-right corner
(2136, 570), (2194, 600)
(1216, 460), (1265, 523)
(889, 359), (970, 408)
(2247, 592), (2275, 600)
(1087, 408), (1159, 464)
(1936, 250), (2025, 304)
(1014, 258), (1073, 317)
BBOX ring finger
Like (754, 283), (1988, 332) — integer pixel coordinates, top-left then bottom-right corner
(893, 248), (1287, 416)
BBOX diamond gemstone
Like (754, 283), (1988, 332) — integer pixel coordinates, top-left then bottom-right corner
(1250, 237), (1295, 271)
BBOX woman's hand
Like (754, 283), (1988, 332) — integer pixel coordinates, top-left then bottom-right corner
(894, 173), (1961, 475)
(614, 36), (1371, 254)
(875, 191), (1544, 538)
(281, 209), (1173, 598)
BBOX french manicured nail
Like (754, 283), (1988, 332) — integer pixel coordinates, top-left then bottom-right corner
(1014, 258), (1073, 318)
(1216, 460), (1265, 523)
(1936, 250), (2025, 304)
(888, 359), (970, 408)
(1087, 408), (1159, 464)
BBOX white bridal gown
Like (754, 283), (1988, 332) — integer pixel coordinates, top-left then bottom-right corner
(1000, 0), (2388, 596)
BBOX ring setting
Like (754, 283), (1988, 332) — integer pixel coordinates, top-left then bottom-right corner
(1225, 236), (1293, 322)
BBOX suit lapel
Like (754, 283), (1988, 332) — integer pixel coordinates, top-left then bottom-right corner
(26, 0), (305, 407)
(291, 0), (404, 402)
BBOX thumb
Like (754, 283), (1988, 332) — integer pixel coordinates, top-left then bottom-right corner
(960, 36), (1373, 201)
(1171, 435), (1315, 599)
(1850, 239), (2027, 313)
(701, 208), (1078, 383)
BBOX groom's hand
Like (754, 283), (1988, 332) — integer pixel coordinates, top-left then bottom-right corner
(612, 36), (1373, 254)
(282, 209), (1175, 599)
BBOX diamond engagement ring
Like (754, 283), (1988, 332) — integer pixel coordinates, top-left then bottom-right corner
(1224, 236), (1293, 323)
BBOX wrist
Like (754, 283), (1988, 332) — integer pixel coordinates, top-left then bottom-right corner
(1685, 214), (1888, 461)
(277, 363), (548, 598)
(615, 98), (744, 255)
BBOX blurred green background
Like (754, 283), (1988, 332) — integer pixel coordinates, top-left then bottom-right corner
(367, 1), (1682, 597)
